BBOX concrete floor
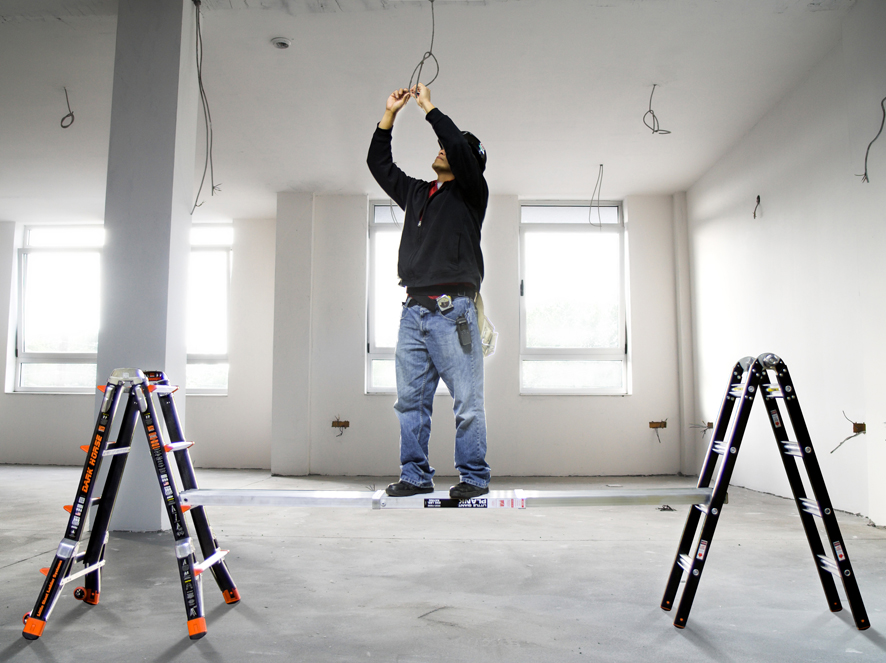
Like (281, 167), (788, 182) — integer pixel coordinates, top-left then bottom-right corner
(1, 466), (885, 663)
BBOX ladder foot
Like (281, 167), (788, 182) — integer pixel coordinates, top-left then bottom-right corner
(74, 587), (100, 605)
(223, 588), (241, 605)
(22, 616), (45, 640)
(187, 617), (207, 640)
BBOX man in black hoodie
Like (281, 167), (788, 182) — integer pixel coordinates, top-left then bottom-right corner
(367, 84), (490, 500)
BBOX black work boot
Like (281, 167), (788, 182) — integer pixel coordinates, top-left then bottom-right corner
(449, 482), (489, 499)
(385, 481), (434, 497)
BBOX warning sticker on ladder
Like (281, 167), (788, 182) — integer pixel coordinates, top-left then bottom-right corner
(833, 541), (846, 561)
(770, 410), (782, 428)
(696, 540), (708, 560)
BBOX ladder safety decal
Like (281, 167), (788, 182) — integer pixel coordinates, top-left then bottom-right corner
(696, 541), (708, 560)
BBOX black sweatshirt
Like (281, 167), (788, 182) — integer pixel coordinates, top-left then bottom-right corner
(367, 108), (488, 291)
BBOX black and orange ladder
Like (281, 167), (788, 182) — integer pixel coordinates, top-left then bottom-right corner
(661, 353), (869, 629)
(22, 368), (239, 641)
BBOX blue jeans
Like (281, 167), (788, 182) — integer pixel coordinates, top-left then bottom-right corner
(394, 296), (490, 489)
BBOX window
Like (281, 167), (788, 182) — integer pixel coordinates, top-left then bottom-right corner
(15, 226), (103, 392)
(519, 203), (628, 394)
(14, 225), (232, 393)
(186, 225), (233, 393)
(366, 202), (404, 393)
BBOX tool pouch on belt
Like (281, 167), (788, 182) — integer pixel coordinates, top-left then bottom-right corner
(475, 293), (498, 358)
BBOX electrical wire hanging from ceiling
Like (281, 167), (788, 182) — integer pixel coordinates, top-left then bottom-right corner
(192, 0), (220, 214)
(407, 0), (439, 91)
(60, 87), (75, 129)
(588, 164), (604, 228)
(856, 94), (886, 184)
(643, 84), (671, 135)
(387, 0), (440, 228)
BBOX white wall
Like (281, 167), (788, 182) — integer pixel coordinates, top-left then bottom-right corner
(0, 218), (276, 470)
(187, 218), (276, 469)
(271, 192), (689, 478)
(686, 0), (886, 519)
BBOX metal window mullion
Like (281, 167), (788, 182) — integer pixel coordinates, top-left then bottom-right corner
(618, 207), (627, 352)
(521, 348), (625, 358)
(18, 354), (97, 363)
(17, 249), (27, 360)
(187, 355), (229, 364)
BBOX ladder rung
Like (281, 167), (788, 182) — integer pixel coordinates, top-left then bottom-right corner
(817, 554), (840, 577)
(728, 386), (744, 397)
(194, 549), (229, 575)
(765, 386), (784, 398)
(678, 554), (693, 572)
(149, 384), (178, 396)
(781, 441), (803, 457)
(60, 560), (106, 586)
(799, 497), (822, 518)
(712, 442), (728, 455)
(164, 441), (194, 453)
(103, 446), (130, 457)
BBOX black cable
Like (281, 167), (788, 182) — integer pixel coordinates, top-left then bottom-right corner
(407, 0), (439, 91)
(753, 195), (760, 219)
(643, 84), (670, 135)
(192, 0), (220, 214)
(60, 87), (74, 129)
(857, 94), (886, 184)
(588, 164), (603, 227)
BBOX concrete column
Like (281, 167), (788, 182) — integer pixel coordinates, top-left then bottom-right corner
(271, 193), (314, 475)
(97, 0), (197, 531)
(672, 192), (698, 475)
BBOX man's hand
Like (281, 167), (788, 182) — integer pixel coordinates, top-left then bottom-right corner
(411, 83), (436, 114)
(379, 88), (411, 130)
(387, 88), (411, 113)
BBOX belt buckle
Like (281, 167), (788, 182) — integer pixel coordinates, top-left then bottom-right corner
(437, 294), (453, 312)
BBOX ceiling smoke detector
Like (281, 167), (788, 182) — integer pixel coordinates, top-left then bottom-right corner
(270, 37), (292, 49)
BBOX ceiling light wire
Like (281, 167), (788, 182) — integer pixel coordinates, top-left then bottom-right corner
(60, 87), (75, 129)
(191, 0), (220, 214)
(856, 94), (886, 184)
(407, 0), (439, 91)
(643, 84), (671, 135)
(588, 164), (604, 228)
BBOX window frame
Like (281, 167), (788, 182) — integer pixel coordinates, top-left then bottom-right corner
(366, 201), (404, 395)
(14, 227), (103, 394)
(518, 201), (629, 396)
(186, 226), (233, 396)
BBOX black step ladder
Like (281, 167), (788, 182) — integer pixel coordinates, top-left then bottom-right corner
(22, 369), (239, 641)
(661, 353), (869, 629)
